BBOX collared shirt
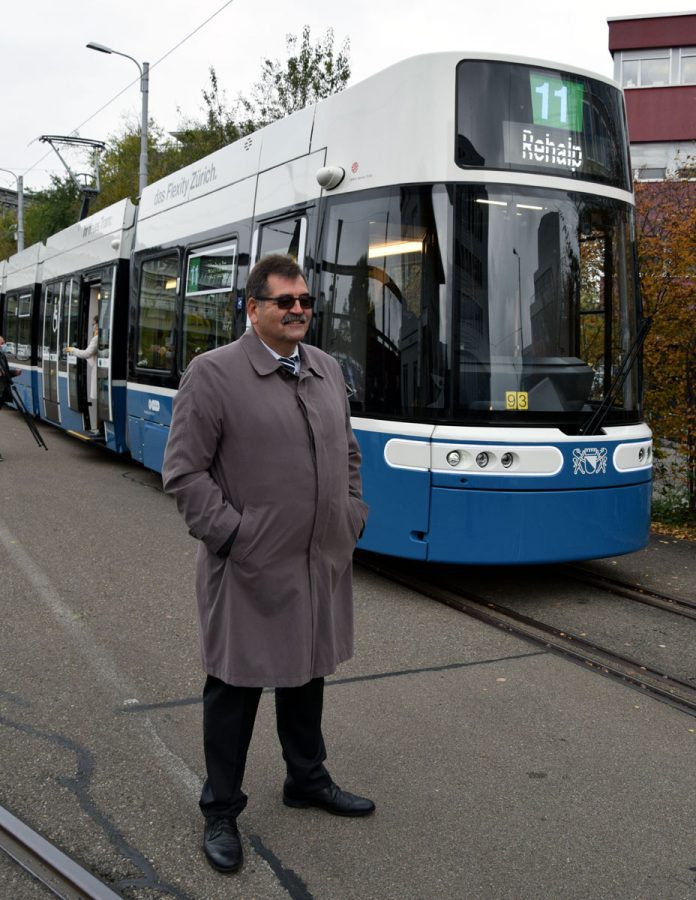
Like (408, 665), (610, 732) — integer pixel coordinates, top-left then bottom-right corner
(258, 338), (301, 375)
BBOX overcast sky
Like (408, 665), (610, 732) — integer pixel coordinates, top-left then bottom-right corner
(2, 1), (691, 192)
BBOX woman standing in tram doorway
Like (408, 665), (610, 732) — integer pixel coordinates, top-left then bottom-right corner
(68, 316), (99, 432)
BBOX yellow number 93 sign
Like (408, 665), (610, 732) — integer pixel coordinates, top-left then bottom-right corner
(506, 391), (529, 410)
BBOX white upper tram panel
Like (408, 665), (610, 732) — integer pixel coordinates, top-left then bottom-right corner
(40, 198), (137, 282)
(135, 51), (633, 254)
(135, 103), (319, 251)
(4, 242), (43, 292)
(312, 51), (632, 202)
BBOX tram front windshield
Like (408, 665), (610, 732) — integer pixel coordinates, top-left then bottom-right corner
(454, 184), (639, 425)
(317, 183), (640, 428)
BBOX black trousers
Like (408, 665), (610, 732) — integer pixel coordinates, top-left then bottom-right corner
(199, 674), (331, 820)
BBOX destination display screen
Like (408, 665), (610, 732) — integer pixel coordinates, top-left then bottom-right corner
(456, 60), (631, 190)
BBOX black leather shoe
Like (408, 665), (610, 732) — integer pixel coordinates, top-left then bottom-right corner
(203, 817), (243, 873)
(283, 782), (375, 817)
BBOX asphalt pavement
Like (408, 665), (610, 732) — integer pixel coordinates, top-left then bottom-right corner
(1, 408), (695, 900)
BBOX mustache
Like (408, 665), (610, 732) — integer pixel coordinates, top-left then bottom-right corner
(281, 313), (308, 325)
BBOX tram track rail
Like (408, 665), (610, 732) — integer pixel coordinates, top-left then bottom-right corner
(0, 805), (121, 899)
(357, 555), (696, 719)
(564, 565), (696, 620)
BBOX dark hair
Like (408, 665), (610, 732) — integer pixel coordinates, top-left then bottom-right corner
(246, 254), (305, 301)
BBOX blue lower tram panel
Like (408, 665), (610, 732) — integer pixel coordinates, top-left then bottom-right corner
(425, 482), (652, 564)
(357, 480), (652, 565)
(354, 427), (652, 564)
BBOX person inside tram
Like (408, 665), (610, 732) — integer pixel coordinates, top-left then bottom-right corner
(67, 316), (99, 433)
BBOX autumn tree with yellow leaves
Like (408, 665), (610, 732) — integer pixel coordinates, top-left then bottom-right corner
(636, 173), (696, 511)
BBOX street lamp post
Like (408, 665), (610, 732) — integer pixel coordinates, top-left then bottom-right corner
(0, 169), (24, 251)
(87, 41), (149, 196)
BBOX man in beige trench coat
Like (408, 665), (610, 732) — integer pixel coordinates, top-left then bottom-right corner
(162, 254), (374, 874)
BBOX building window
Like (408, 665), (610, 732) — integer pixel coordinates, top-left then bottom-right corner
(621, 47), (696, 88)
(622, 59), (639, 88)
(641, 57), (670, 87)
(635, 166), (667, 181)
(622, 53), (670, 88)
(681, 49), (696, 84)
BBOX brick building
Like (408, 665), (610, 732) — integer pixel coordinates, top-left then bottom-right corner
(608, 11), (696, 180)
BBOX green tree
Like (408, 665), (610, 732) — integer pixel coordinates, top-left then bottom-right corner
(95, 121), (182, 210)
(0, 208), (19, 260)
(96, 27), (349, 208)
(23, 176), (81, 244)
(238, 26), (350, 132)
(8, 27), (350, 232)
(95, 124), (144, 209)
(171, 67), (241, 165)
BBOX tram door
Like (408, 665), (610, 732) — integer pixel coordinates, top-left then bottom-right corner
(62, 279), (81, 413)
(42, 282), (61, 423)
(87, 266), (116, 428)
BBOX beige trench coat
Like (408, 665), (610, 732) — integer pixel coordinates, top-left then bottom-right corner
(162, 329), (368, 688)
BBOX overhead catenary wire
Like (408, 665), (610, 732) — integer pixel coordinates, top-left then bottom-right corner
(19, 0), (237, 182)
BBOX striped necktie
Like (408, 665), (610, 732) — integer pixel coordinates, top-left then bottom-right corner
(277, 355), (298, 376)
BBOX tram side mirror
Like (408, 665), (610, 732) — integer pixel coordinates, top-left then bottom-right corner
(316, 166), (345, 190)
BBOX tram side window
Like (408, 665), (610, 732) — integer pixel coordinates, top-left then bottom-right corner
(257, 217), (304, 260)
(317, 186), (449, 416)
(578, 212), (636, 406)
(3, 294), (18, 356)
(59, 280), (79, 369)
(183, 241), (237, 368)
(99, 277), (113, 354)
(18, 293), (34, 360)
(579, 226), (608, 399)
(137, 255), (179, 370)
(2, 292), (31, 360)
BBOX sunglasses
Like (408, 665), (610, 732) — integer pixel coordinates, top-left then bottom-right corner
(254, 294), (315, 310)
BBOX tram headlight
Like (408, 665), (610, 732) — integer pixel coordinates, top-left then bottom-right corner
(501, 452), (514, 468)
(638, 447), (645, 463)
(476, 452), (489, 468)
(446, 450), (461, 467)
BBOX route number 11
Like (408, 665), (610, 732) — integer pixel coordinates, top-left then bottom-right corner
(529, 74), (583, 132)
(535, 82), (568, 124)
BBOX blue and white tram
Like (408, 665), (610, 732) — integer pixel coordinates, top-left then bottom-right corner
(2, 200), (136, 449)
(2, 243), (43, 415)
(2, 52), (652, 564)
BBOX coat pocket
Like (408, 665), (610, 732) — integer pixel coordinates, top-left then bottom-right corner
(227, 506), (259, 565)
(348, 496), (369, 541)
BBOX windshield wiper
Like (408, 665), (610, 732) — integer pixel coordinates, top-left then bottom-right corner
(579, 316), (652, 436)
